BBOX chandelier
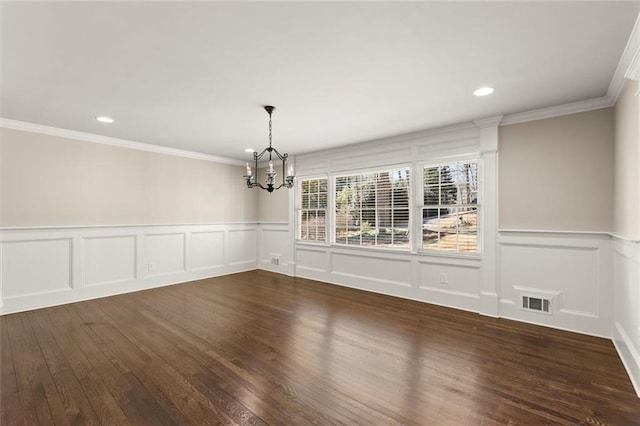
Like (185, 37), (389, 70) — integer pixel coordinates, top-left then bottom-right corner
(243, 105), (295, 192)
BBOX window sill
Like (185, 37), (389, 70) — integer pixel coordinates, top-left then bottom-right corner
(295, 240), (483, 261)
(330, 243), (412, 256)
(417, 250), (482, 261)
(295, 240), (331, 248)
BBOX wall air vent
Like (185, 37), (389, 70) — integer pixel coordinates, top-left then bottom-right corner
(522, 295), (551, 315)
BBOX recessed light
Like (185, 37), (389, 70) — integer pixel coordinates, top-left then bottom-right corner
(473, 87), (494, 97)
(95, 116), (114, 123)
(245, 148), (255, 153)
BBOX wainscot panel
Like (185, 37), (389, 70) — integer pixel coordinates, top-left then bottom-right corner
(418, 260), (481, 312)
(331, 251), (412, 288)
(228, 228), (257, 267)
(258, 223), (294, 276)
(295, 245), (329, 276)
(190, 231), (225, 271)
(2, 238), (72, 298)
(143, 233), (186, 278)
(83, 235), (136, 286)
(498, 231), (613, 338)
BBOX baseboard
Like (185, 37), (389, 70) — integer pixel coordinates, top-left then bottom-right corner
(613, 321), (640, 397)
(258, 260), (294, 277)
(0, 265), (255, 315)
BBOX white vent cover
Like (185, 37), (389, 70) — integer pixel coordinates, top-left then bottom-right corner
(521, 295), (551, 315)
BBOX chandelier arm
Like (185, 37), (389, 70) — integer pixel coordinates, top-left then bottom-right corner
(254, 148), (270, 161)
(248, 181), (280, 191)
(270, 148), (288, 161)
(273, 179), (294, 191)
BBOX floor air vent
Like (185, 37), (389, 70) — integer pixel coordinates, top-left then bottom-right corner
(522, 295), (551, 314)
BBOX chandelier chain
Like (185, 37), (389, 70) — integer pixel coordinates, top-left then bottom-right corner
(268, 112), (273, 148)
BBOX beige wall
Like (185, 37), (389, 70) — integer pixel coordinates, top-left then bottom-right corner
(613, 80), (640, 239)
(499, 108), (614, 231)
(0, 128), (258, 226)
(256, 167), (290, 223)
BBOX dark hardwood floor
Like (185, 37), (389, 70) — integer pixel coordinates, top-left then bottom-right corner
(2, 270), (639, 425)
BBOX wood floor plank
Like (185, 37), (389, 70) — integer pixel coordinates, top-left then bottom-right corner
(118, 293), (314, 425)
(27, 309), (101, 425)
(119, 286), (340, 424)
(4, 314), (61, 425)
(2, 270), (640, 425)
(59, 304), (165, 426)
(30, 307), (131, 426)
(70, 301), (192, 425)
(1, 316), (23, 426)
(95, 296), (264, 425)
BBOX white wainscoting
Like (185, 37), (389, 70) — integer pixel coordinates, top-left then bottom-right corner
(498, 231), (613, 338)
(294, 243), (482, 312)
(612, 236), (640, 396)
(293, 231), (614, 339)
(0, 223), (259, 315)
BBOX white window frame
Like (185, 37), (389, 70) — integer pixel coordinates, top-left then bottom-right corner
(417, 154), (481, 257)
(331, 165), (412, 250)
(296, 175), (329, 243)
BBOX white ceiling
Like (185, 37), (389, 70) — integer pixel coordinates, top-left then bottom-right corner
(2, 2), (639, 160)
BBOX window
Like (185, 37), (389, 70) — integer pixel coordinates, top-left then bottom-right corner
(298, 178), (328, 242)
(334, 168), (410, 248)
(422, 160), (478, 253)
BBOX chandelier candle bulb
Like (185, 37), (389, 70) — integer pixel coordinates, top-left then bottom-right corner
(269, 161), (274, 173)
(287, 164), (294, 177)
(246, 163), (252, 176)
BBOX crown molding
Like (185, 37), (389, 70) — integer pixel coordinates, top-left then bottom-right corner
(500, 96), (613, 126)
(608, 11), (640, 101)
(0, 118), (244, 166)
(625, 47), (640, 81)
